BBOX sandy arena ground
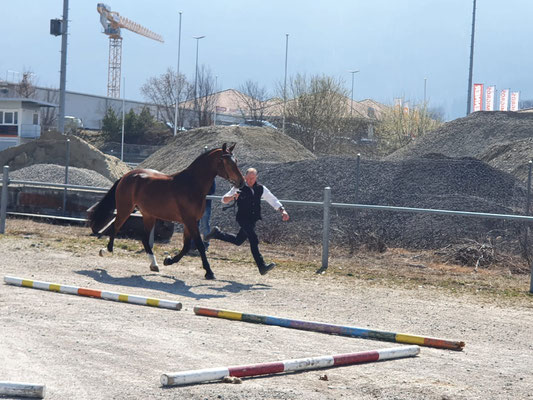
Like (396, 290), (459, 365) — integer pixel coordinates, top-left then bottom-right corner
(1, 220), (532, 400)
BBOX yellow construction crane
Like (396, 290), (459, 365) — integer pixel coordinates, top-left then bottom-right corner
(97, 3), (164, 98)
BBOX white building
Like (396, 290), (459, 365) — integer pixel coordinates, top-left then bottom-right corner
(0, 98), (56, 151)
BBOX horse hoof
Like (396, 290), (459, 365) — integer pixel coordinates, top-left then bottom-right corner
(205, 272), (216, 280)
(163, 256), (173, 266)
(99, 248), (106, 257)
(150, 265), (159, 272)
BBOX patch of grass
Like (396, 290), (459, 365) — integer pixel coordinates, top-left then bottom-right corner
(4, 217), (532, 301)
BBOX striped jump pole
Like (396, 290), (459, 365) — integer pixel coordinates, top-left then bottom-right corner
(4, 276), (182, 310)
(161, 345), (420, 386)
(0, 382), (45, 398)
(194, 306), (464, 351)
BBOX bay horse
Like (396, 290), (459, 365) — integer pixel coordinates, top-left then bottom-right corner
(87, 143), (244, 280)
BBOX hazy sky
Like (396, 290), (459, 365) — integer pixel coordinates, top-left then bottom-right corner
(2, 0), (532, 121)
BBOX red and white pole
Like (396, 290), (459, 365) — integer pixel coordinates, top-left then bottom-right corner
(161, 345), (420, 386)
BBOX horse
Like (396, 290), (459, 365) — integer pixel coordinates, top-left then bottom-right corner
(87, 143), (244, 280)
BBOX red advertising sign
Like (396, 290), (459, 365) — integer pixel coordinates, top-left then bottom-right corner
(485, 86), (495, 111)
(473, 83), (483, 112)
(499, 89), (509, 111)
(510, 91), (520, 111)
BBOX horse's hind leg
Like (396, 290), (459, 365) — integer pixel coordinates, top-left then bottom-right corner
(99, 203), (133, 257)
(163, 228), (192, 267)
(141, 215), (159, 272)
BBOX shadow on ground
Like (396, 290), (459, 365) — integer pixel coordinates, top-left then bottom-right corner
(75, 268), (271, 300)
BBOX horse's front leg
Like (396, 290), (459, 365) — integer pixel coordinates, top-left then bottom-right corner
(184, 218), (215, 279)
(194, 234), (215, 280)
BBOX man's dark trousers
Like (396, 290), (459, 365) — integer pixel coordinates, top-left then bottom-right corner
(213, 221), (266, 267)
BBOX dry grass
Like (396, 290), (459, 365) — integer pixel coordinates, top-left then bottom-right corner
(3, 217), (531, 301)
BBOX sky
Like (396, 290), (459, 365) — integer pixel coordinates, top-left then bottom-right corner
(2, 0), (532, 121)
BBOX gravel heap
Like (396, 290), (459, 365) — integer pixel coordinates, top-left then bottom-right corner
(207, 155), (527, 251)
(135, 122), (528, 251)
(139, 125), (315, 174)
(0, 131), (130, 182)
(10, 164), (113, 187)
(387, 111), (533, 182)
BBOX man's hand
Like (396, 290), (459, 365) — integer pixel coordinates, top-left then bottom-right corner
(279, 207), (289, 222)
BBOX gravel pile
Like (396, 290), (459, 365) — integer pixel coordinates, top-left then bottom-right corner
(10, 164), (113, 187)
(207, 155), (527, 250)
(387, 111), (533, 182)
(139, 125), (315, 174)
(110, 121), (529, 252)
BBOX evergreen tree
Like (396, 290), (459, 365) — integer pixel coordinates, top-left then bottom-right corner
(101, 107), (121, 141)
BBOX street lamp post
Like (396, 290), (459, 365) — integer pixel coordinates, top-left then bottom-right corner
(193, 35), (206, 127)
(424, 77), (427, 105)
(57, 0), (69, 134)
(213, 75), (218, 126)
(282, 33), (289, 135)
(348, 70), (359, 117)
(466, 0), (477, 115)
(173, 11), (182, 137)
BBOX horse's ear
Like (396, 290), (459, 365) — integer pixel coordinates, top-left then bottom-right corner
(222, 143), (227, 153)
(228, 143), (235, 153)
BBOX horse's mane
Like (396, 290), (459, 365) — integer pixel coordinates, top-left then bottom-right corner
(185, 147), (220, 171)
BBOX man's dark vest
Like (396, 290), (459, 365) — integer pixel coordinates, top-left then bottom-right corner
(236, 183), (264, 223)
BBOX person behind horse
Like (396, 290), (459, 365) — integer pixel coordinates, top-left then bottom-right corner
(190, 179), (216, 253)
(205, 167), (289, 275)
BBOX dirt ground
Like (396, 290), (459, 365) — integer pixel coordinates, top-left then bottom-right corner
(1, 219), (532, 400)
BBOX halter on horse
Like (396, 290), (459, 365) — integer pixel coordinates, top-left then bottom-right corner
(87, 143), (244, 280)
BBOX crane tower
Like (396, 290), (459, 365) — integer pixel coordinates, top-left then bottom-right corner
(97, 3), (163, 98)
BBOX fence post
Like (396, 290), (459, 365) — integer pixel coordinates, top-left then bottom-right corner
(355, 153), (361, 203)
(524, 160), (533, 293)
(317, 187), (331, 274)
(63, 138), (70, 215)
(1, 166), (9, 234)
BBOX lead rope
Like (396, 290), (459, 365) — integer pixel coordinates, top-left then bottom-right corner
(222, 200), (237, 215)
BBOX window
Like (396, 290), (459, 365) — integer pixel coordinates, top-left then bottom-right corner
(33, 113), (39, 125)
(0, 111), (18, 125)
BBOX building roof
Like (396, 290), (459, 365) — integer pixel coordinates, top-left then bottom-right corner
(0, 97), (58, 108)
(179, 89), (253, 116)
(181, 89), (389, 121)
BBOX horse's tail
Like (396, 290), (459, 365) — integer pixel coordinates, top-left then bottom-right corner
(87, 179), (120, 235)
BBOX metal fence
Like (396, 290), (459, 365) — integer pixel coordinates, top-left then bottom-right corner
(1, 165), (532, 293)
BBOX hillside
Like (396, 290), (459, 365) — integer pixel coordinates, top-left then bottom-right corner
(386, 111), (533, 182)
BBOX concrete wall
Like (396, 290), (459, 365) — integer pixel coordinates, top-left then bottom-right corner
(34, 87), (157, 130)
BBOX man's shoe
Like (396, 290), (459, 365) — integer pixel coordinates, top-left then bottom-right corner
(204, 226), (220, 241)
(259, 262), (276, 276)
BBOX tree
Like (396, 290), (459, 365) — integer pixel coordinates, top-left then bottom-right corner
(141, 67), (189, 131)
(236, 80), (269, 121)
(40, 87), (58, 131)
(124, 109), (139, 142)
(375, 98), (443, 155)
(194, 65), (217, 127)
(282, 74), (350, 153)
(17, 70), (36, 98)
(101, 107), (121, 141)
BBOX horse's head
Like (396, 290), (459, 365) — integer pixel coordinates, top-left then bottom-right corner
(217, 143), (245, 189)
